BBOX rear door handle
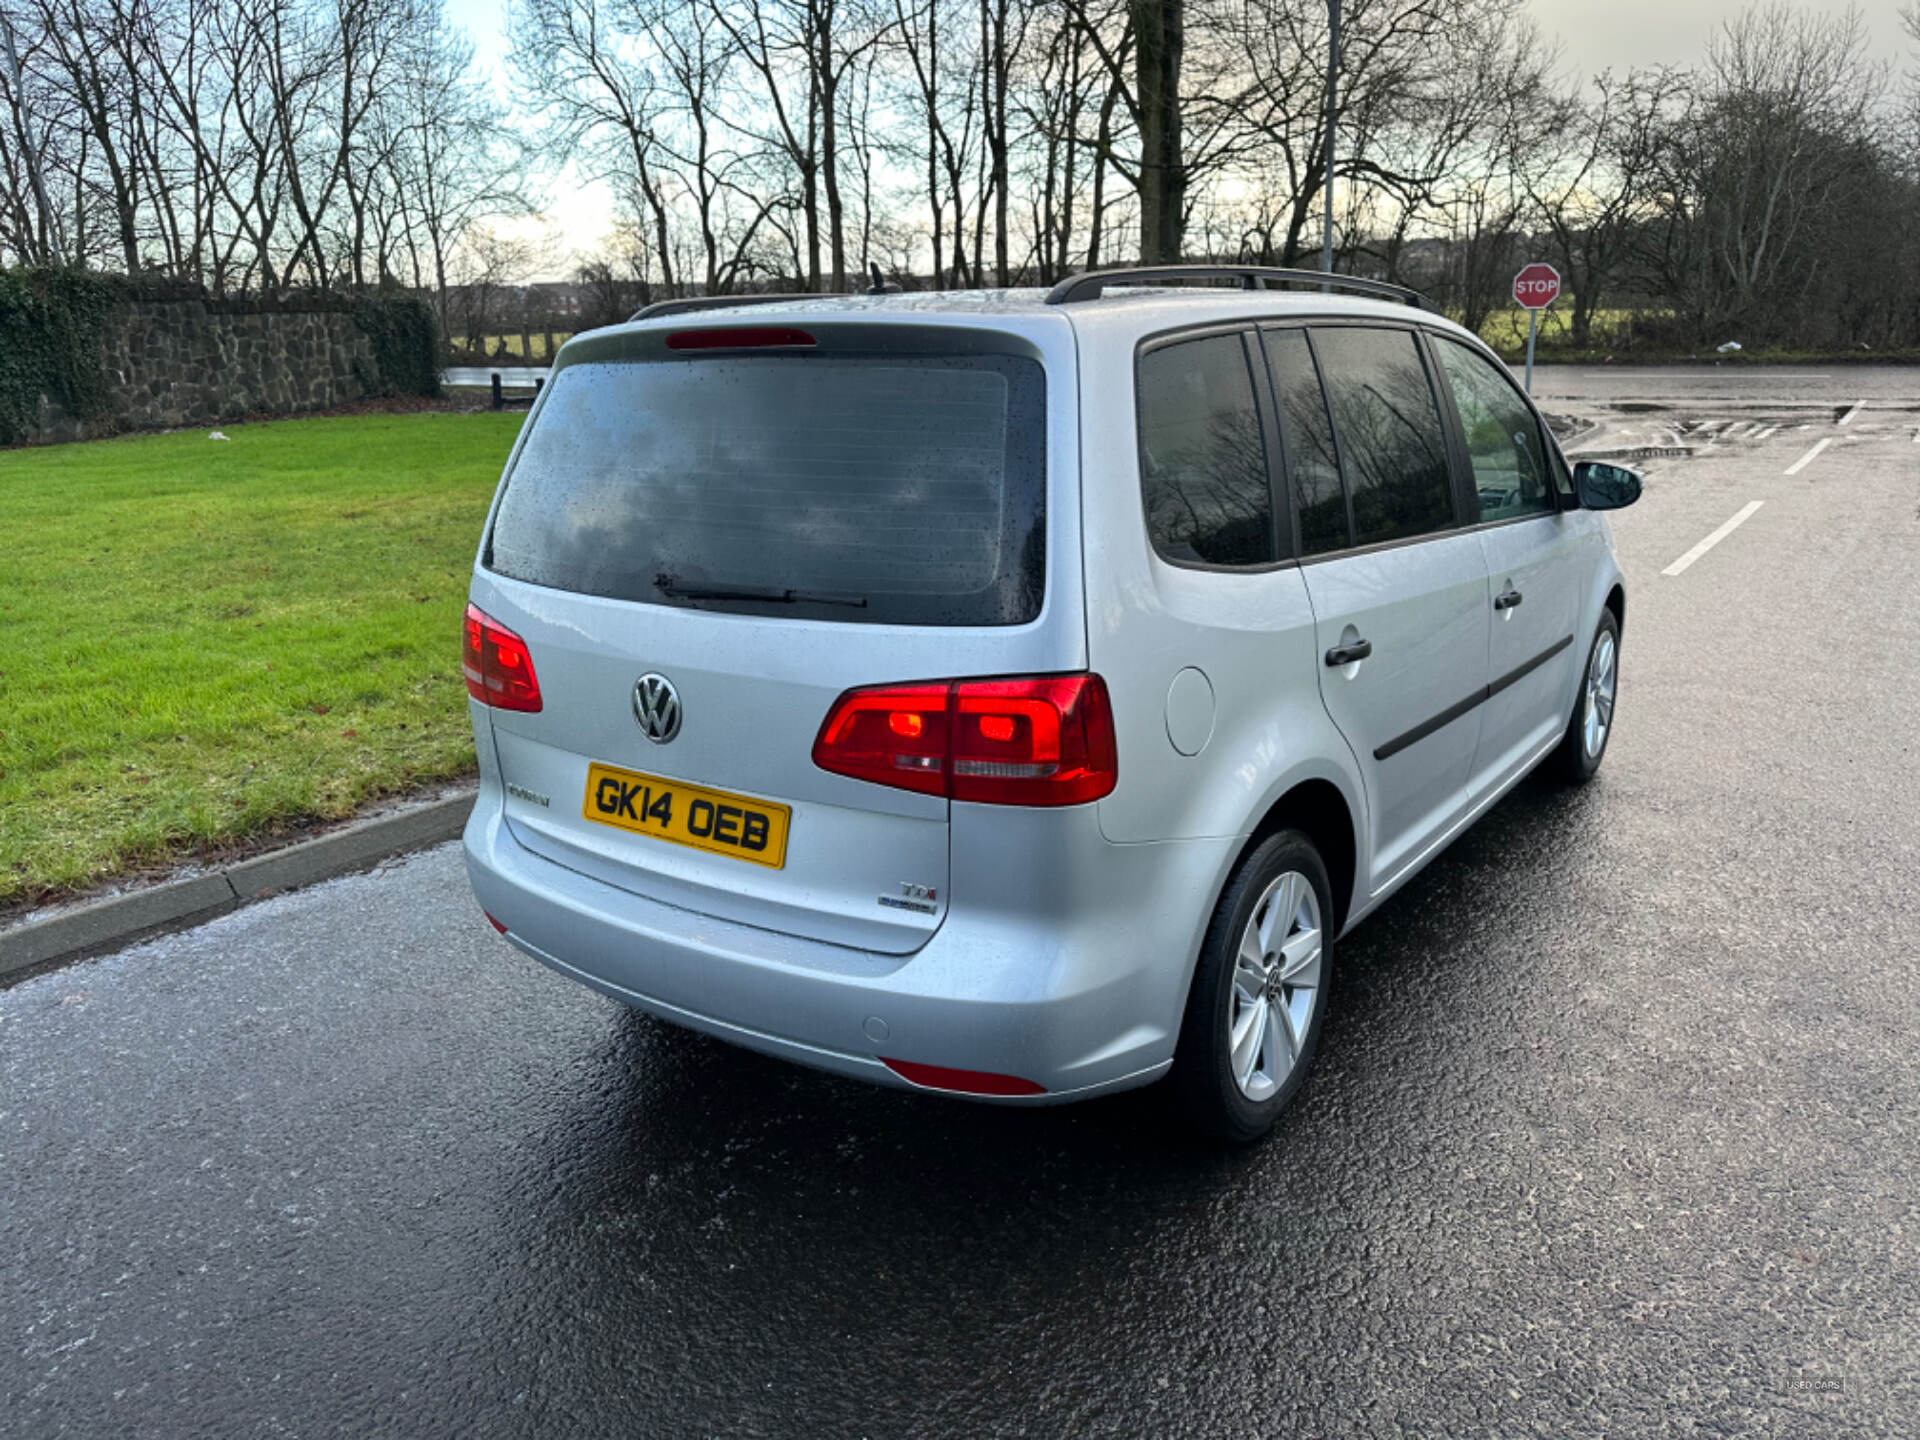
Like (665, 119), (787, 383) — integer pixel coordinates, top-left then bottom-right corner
(1494, 589), (1523, 611)
(1325, 639), (1373, 667)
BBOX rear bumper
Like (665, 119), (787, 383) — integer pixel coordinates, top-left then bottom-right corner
(463, 793), (1235, 1103)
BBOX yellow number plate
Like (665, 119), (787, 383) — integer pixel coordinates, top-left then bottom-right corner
(582, 762), (790, 869)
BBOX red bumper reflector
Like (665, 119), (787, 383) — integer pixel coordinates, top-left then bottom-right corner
(484, 911), (508, 934)
(880, 1058), (1046, 1097)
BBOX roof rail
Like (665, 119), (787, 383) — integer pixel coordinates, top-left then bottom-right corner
(1043, 265), (1431, 311)
(630, 292), (823, 321)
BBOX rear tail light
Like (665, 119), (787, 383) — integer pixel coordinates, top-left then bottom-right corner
(810, 682), (950, 797)
(812, 674), (1116, 806)
(463, 603), (543, 712)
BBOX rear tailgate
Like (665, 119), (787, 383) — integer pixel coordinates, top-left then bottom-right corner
(470, 311), (1083, 955)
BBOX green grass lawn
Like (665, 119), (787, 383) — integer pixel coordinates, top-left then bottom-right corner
(0, 411), (524, 906)
(1475, 304), (1641, 354)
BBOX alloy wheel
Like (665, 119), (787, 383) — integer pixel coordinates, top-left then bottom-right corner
(1226, 871), (1323, 1102)
(1583, 630), (1617, 759)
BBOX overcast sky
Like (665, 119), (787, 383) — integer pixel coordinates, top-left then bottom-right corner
(448, 0), (1914, 77)
(445, 0), (1915, 265)
(1534, 0), (1908, 71)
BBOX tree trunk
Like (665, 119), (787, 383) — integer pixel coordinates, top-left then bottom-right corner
(818, 8), (846, 292)
(0, 12), (53, 262)
(988, 0), (1009, 285)
(1572, 291), (1595, 348)
(1131, 0), (1184, 264)
(926, 116), (944, 287)
(1087, 72), (1120, 269)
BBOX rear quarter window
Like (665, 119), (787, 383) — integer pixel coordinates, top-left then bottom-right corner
(485, 352), (1047, 626)
(1136, 333), (1278, 567)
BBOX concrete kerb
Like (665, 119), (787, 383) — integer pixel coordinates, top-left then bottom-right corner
(0, 788), (476, 985)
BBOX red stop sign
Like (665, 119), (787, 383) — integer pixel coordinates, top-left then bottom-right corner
(1513, 263), (1561, 309)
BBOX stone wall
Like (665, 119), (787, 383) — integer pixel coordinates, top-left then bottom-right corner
(32, 300), (382, 444)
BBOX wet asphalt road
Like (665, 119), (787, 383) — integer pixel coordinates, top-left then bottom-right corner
(6, 370), (1920, 1437)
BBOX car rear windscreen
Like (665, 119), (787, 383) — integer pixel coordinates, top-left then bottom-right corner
(485, 352), (1047, 626)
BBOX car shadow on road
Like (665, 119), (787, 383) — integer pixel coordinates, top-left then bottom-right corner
(461, 774), (1617, 1430)
(525, 771), (1611, 1183)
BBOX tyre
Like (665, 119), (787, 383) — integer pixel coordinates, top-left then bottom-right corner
(1172, 831), (1333, 1143)
(1554, 608), (1621, 783)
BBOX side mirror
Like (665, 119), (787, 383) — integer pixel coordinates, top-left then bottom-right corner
(1573, 460), (1642, 510)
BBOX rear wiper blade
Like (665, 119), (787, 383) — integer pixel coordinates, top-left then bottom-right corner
(653, 573), (868, 608)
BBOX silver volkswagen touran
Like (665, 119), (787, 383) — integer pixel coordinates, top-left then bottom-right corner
(462, 267), (1638, 1140)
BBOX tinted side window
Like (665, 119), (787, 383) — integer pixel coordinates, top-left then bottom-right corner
(1434, 337), (1552, 522)
(1137, 334), (1277, 566)
(1263, 329), (1348, 555)
(1311, 327), (1456, 547)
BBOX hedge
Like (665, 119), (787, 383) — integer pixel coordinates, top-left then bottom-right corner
(0, 268), (118, 445)
(353, 295), (443, 399)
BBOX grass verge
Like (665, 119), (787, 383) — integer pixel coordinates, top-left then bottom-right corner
(0, 411), (523, 907)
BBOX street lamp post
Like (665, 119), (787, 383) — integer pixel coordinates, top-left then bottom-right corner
(1321, 0), (1340, 282)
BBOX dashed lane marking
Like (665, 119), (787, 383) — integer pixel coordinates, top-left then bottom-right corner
(1784, 438), (1833, 476)
(1662, 501), (1766, 578)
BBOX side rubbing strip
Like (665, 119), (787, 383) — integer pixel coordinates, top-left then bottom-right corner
(1487, 633), (1574, 698)
(1372, 634), (1576, 762)
(1373, 688), (1485, 762)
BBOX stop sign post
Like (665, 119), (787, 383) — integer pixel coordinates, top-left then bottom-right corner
(1513, 263), (1561, 394)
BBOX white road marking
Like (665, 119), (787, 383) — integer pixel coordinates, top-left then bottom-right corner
(1839, 402), (1863, 425)
(1662, 501), (1766, 577)
(1754, 424), (1779, 440)
(1784, 438), (1833, 476)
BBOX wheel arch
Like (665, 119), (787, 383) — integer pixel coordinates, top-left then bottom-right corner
(1170, 772), (1363, 1094)
(1604, 581), (1625, 637)
(1230, 777), (1359, 939)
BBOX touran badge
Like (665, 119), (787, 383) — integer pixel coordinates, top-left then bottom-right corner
(633, 674), (682, 744)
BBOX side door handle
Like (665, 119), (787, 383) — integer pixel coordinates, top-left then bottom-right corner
(1325, 639), (1373, 667)
(1494, 588), (1524, 611)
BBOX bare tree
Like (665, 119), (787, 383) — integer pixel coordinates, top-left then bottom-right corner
(1221, 0), (1470, 268)
(449, 220), (533, 345)
(651, 0), (783, 291)
(1643, 3), (1882, 334)
(385, 1), (522, 323)
(512, 0), (690, 292)
(1014, 5), (1111, 282)
(711, 0), (886, 291)
(0, 4), (63, 259)
(1511, 69), (1665, 345)
(885, 0), (984, 286)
